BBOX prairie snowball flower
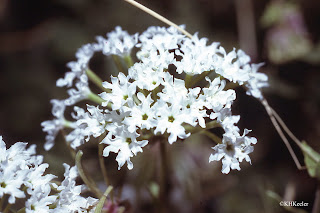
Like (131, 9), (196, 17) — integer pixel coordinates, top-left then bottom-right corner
(102, 127), (148, 170)
(53, 164), (98, 212)
(42, 25), (267, 172)
(209, 129), (257, 174)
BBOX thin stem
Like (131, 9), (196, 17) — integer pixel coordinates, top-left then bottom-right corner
(0, 195), (5, 211)
(261, 99), (304, 170)
(159, 140), (169, 213)
(124, 55), (134, 68)
(76, 150), (103, 198)
(112, 55), (126, 74)
(133, 94), (141, 105)
(3, 203), (11, 213)
(61, 129), (76, 160)
(206, 120), (220, 129)
(87, 92), (104, 105)
(201, 130), (222, 144)
(94, 186), (114, 213)
(271, 108), (302, 147)
(184, 120), (220, 134)
(98, 141), (110, 186)
(86, 69), (109, 92)
(17, 207), (26, 213)
(312, 181), (320, 213)
(124, 0), (193, 39)
(87, 92), (112, 110)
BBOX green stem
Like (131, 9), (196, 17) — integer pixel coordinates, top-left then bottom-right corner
(98, 141), (110, 186)
(112, 55), (126, 74)
(124, 55), (134, 68)
(201, 130), (222, 144)
(133, 94), (141, 105)
(94, 186), (114, 213)
(87, 92), (112, 110)
(0, 195), (5, 211)
(63, 120), (75, 129)
(0, 195), (5, 212)
(86, 69), (109, 92)
(17, 207), (26, 213)
(61, 129), (76, 160)
(87, 92), (104, 105)
(3, 203), (12, 213)
(184, 120), (220, 134)
(159, 139), (169, 213)
(76, 150), (103, 198)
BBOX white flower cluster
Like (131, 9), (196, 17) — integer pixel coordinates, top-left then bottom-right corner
(0, 136), (97, 212)
(42, 26), (268, 174)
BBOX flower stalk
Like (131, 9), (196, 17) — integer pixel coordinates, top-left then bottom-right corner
(112, 55), (126, 74)
(201, 130), (222, 144)
(159, 139), (170, 213)
(98, 141), (110, 186)
(75, 150), (103, 198)
(86, 69), (110, 92)
(94, 186), (113, 213)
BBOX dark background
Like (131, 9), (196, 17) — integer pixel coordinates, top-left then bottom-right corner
(0, 0), (319, 212)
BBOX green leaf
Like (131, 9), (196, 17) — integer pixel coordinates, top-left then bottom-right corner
(301, 141), (320, 179)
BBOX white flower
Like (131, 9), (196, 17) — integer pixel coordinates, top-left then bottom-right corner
(66, 105), (106, 149)
(41, 99), (71, 151)
(139, 47), (175, 72)
(0, 163), (27, 204)
(43, 25), (267, 173)
(25, 186), (57, 213)
(0, 136), (97, 211)
(178, 87), (207, 128)
(54, 164), (98, 212)
(216, 112), (241, 133)
(103, 26), (138, 57)
(154, 101), (191, 144)
(102, 127), (148, 170)
(174, 33), (219, 75)
(158, 75), (188, 104)
(25, 163), (56, 192)
(64, 81), (91, 106)
(202, 77), (236, 115)
(0, 137), (56, 206)
(123, 92), (157, 133)
(209, 129), (257, 174)
(57, 44), (98, 87)
(244, 63), (268, 99)
(128, 57), (172, 91)
(0, 139), (31, 204)
(137, 25), (185, 56)
(100, 72), (136, 110)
